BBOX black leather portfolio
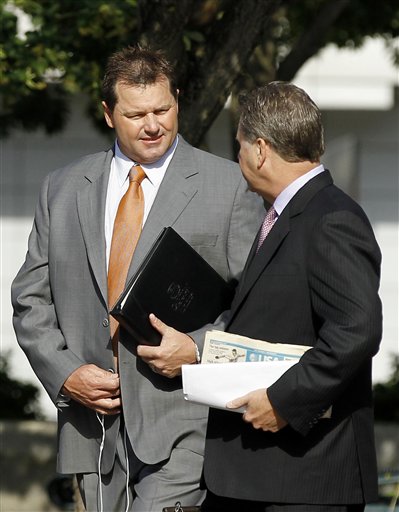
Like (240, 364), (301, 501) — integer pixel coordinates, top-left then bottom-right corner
(110, 227), (235, 346)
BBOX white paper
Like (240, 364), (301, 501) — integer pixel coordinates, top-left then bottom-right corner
(182, 360), (298, 412)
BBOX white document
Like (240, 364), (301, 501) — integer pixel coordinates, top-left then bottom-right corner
(182, 359), (298, 413)
(183, 331), (332, 418)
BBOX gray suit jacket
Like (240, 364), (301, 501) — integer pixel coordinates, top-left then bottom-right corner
(12, 136), (263, 474)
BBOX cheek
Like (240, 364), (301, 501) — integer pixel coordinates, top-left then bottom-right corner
(163, 113), (178, 130)
(238, 152), (250, 171)
(238, 151), (246, 166)
(120, 120), (141, 138)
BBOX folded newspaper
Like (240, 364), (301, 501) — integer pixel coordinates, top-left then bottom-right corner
(201, 330), (310, 363)
(182, 330), (331, 417)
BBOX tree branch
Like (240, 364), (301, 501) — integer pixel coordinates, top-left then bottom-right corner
(179, 0), (282, 145)
(276, 0), (351, 81)
(136, 0), (195, 64)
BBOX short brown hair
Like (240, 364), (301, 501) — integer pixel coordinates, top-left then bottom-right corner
(238, 81), (324, 163)
(102, 45), (178, 111)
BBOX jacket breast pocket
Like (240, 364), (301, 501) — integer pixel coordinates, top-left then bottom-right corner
(181, 233), (218, 248)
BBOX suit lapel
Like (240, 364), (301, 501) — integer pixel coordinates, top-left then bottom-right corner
(229, 212), (290, 319)
(125, 137), (199, 281)
(77, 150), (114, 306)
(228, 170), (334, 325)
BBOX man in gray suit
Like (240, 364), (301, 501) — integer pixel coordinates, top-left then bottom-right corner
(11, 46), (263, 511)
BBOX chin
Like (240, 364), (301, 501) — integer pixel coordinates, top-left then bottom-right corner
(140, 144), (168, 161)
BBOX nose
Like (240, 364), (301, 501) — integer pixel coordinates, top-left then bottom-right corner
(143, 113), (160, 133)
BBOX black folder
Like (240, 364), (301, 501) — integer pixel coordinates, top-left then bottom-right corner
(110, 227), (235, 345)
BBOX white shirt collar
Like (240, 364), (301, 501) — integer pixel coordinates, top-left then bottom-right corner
(274, 164), (325, 216)
(113, 135), (179, 187)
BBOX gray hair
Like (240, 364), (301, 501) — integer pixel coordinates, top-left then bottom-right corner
(238, 81), (324, 163)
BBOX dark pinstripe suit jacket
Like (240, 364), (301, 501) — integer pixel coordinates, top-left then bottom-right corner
(204, 170), (383, 504)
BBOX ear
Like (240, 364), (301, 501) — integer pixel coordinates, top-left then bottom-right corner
(256, 138), (268, 168)
(175, 89), (179, 114)
(102, 101), (114, 129)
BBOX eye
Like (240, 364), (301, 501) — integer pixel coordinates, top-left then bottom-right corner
(124, 113), (143, 120)
(155, 108), (170, 116)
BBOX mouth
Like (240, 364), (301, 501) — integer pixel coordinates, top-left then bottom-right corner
(141, 134), (163, 145)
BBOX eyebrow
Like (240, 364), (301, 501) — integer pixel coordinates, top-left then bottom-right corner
(119, 102), (175, 117)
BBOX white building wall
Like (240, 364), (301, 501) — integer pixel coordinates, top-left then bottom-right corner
(321, 107), (399, 384)
(293, 37), (399, 385)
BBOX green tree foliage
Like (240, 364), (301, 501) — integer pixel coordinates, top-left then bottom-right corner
(373, 355), (399, 423)
(0, 353), (43, 419)
(1, 0), (398, 144)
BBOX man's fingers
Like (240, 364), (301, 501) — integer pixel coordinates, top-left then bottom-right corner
(94, 397), (122, 415)
(149, 313), (169, 335)
(62, 364), (121, 407)
(136, 344), (159, 360)
(98, 373), (120, 392)
(226, 395), (248, 410)
(138, 314), (169, 359)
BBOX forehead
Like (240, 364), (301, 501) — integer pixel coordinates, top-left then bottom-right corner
(114, 78), (175, 108)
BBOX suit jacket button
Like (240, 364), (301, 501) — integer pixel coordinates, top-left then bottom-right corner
(102, 318), (109, 327)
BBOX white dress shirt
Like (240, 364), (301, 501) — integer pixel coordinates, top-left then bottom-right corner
(104, 136), (178, 268)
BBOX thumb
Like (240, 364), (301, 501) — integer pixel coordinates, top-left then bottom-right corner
(149, 313), (169, 335)
(226, 394), (248, 410)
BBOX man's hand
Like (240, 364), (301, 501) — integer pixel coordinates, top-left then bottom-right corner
(137, 314), (197, 378)
(62, 364), (121, 415)
(227, 388), (287, 432)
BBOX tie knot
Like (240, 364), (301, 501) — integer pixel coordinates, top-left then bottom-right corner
(129, 165), (146, 184)
(264, 206), (277, 223)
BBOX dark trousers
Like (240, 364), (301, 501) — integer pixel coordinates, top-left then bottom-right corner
(201, 490), (366, 512)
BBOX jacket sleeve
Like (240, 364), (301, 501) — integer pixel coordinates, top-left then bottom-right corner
(11, 174), (85, 403)
(267, 209), (382, 435)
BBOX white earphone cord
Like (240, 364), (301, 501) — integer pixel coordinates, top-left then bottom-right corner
(96, 412), (106, 512)
(96, 412), (130, 512)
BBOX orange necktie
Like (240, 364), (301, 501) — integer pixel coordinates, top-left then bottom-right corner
(108, 165), (146, 360)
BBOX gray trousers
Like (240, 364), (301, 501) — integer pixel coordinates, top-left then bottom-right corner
(77, 426), (205, 512)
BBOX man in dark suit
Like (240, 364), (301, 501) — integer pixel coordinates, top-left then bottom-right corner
(196, 82), (382, 511)
(11, 46), (263, 511)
